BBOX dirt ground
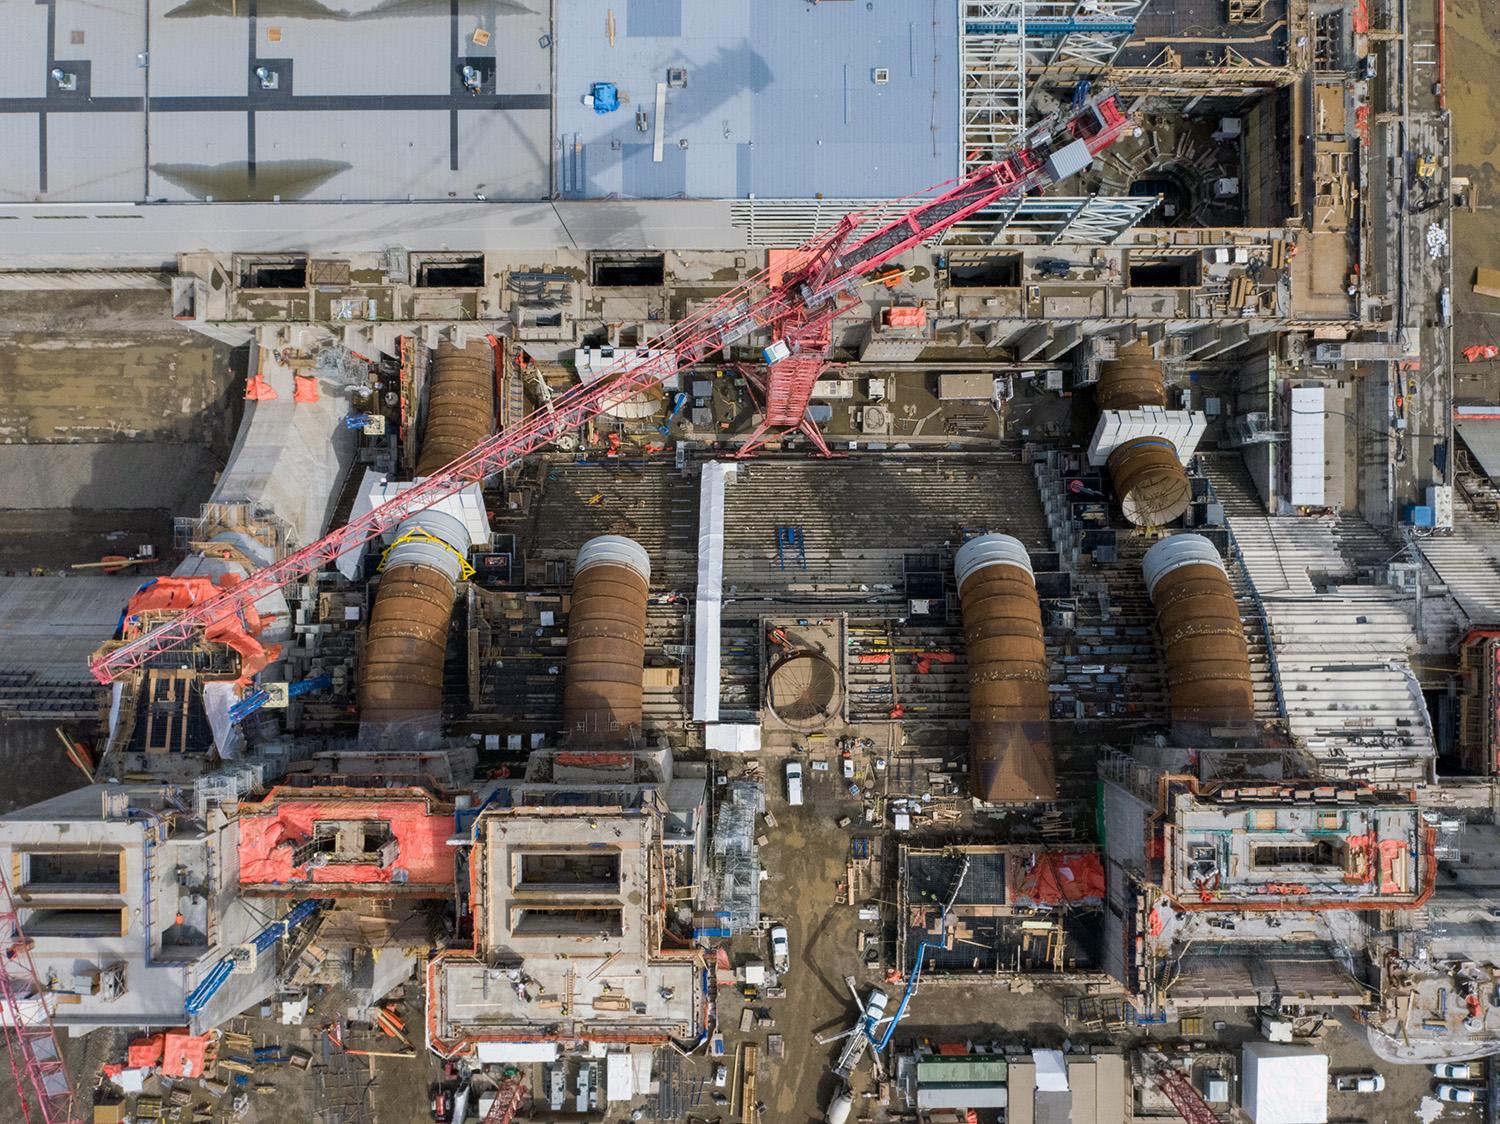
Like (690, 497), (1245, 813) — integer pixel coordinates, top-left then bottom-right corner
(0, 508), (179, 572)
(0, 290), (240, 449)
(0, 288), (242, 567)
(1447, 0), (1500, 405)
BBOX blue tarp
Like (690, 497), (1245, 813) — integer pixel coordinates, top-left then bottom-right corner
(591, 83), (620, 114)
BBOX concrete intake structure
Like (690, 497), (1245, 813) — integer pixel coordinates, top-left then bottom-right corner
(1142, 534), (1255, 730)
(1092, 337), (1194, 527)
(955, 535), (1057, 803)
(563, 536), (652, 746)
(359, 340), (494, 734)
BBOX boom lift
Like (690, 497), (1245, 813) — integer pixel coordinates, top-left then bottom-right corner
(90, 91), (1132, 686)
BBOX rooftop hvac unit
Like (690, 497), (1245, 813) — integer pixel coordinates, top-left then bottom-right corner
(872, 68), (890, 84)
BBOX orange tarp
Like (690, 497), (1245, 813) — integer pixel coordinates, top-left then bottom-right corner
(1013, 851), (1105, 905)
(123, 575), (281, 683)
(554, 751), (631, 767)
(882, 306), (926, 328)
(237, 793), (455, 890)
(160, 1029), (211, 1078)
(244, 374), (278, 400)
(126, 1033), (165, 1068)
(292, 374), (321, 403)
(1378, 837), (1408, 895)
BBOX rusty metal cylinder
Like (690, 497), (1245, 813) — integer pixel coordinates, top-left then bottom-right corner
(360, 339), (493, 732)
(1097, 337), (1192, 527)
(955, 535), (1057, 804)
(359, 508), (473, 730)
(1095, 336), (1168, 410)
(563, 536), (652, 746)
(1143, 534), (1255, 729)
(416, 340), (495, 476)
(1107, 438), (1193, 526)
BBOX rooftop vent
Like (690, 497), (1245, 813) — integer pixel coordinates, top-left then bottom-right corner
(872, 68), (890, 85)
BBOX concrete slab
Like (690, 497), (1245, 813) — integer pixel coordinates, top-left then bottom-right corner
(0, 575), (140, 681)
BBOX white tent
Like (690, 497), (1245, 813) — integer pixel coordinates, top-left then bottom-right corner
(1241, 1043), (1328, 1124)
(1033, 1049), (1069, 1092)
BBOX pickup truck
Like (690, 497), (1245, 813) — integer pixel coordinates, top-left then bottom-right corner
(769, 923), (790, 973)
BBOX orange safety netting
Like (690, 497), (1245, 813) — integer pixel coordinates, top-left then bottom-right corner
(244, 374), (278, 400)
(123, 575), (282, 684)
(126, 1033), (165, 1068)
(1014, 852), (1105, 905)
(1378, 837), (1409, 895)
(292, 374), (321, 403)
(161, 1029), (212, 1078)
(238, 796), (456, 888)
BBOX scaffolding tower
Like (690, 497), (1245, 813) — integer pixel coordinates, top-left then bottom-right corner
(707, 781), (764, 933)
(960, 0), (1148, 176)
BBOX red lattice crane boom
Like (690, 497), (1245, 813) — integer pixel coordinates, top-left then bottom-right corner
(0, 869), (77, 1124)
(1145, 1052), (1220, 1124)
(90, 92), (1132, 685)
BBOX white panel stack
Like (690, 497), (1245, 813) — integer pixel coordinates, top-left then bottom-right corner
(335, 468), (493, 579)
(693, 461), (738, 723)
(1086, 407), (1208, 466)
(1288, 386), (1326, 506)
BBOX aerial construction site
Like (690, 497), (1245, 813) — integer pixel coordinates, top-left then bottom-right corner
(2, 0), (1499, 1122)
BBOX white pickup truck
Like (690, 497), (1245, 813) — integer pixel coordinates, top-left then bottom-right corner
(769, 923), (790, 973)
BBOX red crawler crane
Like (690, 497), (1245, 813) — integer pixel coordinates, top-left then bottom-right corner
(90, 91), (1132, 685)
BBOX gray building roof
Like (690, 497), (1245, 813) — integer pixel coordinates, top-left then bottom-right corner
(3, 0), (958, 207)
(0, 0), (550, 204)
(556, 0), (958, 200)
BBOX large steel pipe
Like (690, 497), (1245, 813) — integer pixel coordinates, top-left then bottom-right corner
(955, 535), (1057, 803)
(1095, 337), (1168, 411)
(1143, 534), (1254, 729)
(417, 341), (496, 476)
(1097, 338), (1192, 526)
(563, 536), (652, 746)
(1106, 438), (1193, 527)
(360, 340), (493, 733)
